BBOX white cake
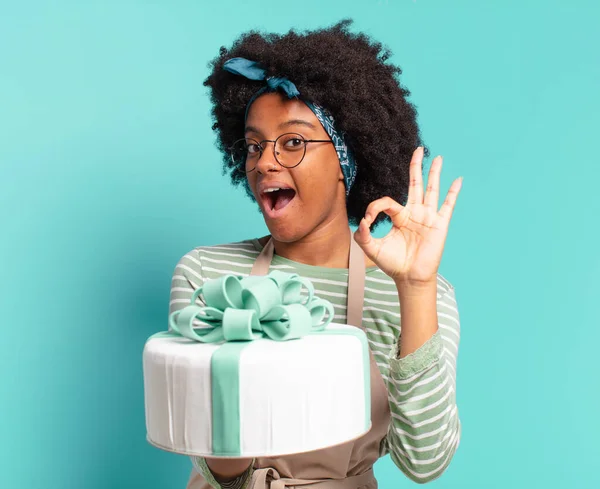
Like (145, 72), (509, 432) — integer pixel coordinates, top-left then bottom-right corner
(143, 323), (371, 458)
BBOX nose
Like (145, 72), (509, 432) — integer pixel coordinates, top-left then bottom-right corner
(254, 141), (281, 174)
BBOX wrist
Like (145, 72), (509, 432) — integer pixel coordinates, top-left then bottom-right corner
(395, 280), (438, 358)
(395, 279), (437, 299)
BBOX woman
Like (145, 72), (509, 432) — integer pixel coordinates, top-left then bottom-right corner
(170, 19), (463, 489)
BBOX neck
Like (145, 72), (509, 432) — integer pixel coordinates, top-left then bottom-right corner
(264, 219), (353, 268)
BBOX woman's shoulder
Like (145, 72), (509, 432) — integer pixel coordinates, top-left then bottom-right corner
(179, 237), (262, 258)
(174, 237), (263, 280)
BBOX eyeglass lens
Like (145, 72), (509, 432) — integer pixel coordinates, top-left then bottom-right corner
(230, 133), (307, 171)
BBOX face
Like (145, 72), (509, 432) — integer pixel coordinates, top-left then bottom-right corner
(244, 92), (347, 242)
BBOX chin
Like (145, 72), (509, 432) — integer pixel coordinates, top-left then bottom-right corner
(263, 220), (306, 243)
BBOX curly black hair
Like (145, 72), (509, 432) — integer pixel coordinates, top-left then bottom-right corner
(203, 18), (430, 230)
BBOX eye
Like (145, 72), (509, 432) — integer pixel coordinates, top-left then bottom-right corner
(283, 137), (305, 150)
(246, 143), (261, 155)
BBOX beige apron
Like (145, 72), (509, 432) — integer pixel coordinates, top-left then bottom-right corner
(186, 232), (391, 489)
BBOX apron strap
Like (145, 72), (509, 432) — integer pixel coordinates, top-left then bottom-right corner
(346, 235), (366, 328)
(251, 237), (275, 276)
(250, 230), (365, 327)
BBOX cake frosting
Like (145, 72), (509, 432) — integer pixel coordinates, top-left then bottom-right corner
(143, 270), (371, 457)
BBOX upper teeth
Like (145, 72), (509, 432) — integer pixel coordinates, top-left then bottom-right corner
(264, 188), (281, 193)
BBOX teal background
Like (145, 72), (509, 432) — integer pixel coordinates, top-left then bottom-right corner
(1, 0), (598, 488)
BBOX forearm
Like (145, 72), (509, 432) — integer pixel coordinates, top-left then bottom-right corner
(386, 362), (461, 483)
(395, 280), (439, 358)
(383, 285), (462, 482)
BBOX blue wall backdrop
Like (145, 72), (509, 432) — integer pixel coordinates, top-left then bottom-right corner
(1, 1), (599, 488)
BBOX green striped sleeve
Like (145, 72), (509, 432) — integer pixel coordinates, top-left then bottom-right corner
(383, 285), (461, 483)
(191, 457), (254, 489)
(169, 249), (207, 327)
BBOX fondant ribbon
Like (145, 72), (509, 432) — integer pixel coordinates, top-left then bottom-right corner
(168, 270), (334, 343)
(149, 271), (371, 456)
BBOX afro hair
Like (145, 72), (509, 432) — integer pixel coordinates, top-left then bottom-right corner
(203, 18), (430, 230)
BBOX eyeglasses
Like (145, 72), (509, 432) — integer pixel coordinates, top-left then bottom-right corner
(229, 132), (334, 173)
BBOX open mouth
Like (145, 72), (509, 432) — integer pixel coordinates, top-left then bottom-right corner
(262, 188), (296, 214)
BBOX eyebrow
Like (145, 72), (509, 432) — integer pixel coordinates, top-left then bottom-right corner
(245, 119), (317, 135)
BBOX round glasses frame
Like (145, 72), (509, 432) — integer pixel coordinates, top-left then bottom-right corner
(229, 132), (334, 173)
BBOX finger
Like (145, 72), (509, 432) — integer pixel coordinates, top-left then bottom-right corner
(365, 196), (400, 226)
(424, 155), (442, 210)
(438, 176), (463, 221)
(364, 197), (408, 229)
(406, 147), (424, 206)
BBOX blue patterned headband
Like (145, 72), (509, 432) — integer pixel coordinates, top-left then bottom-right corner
(223, 57), (357, 196)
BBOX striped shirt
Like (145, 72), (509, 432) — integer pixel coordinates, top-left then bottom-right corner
(169, 238), (462, 487)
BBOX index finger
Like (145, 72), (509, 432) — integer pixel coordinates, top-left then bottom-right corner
(406, 147), (424, 206)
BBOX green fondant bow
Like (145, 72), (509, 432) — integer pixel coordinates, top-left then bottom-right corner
(168, 270), (334, 343)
